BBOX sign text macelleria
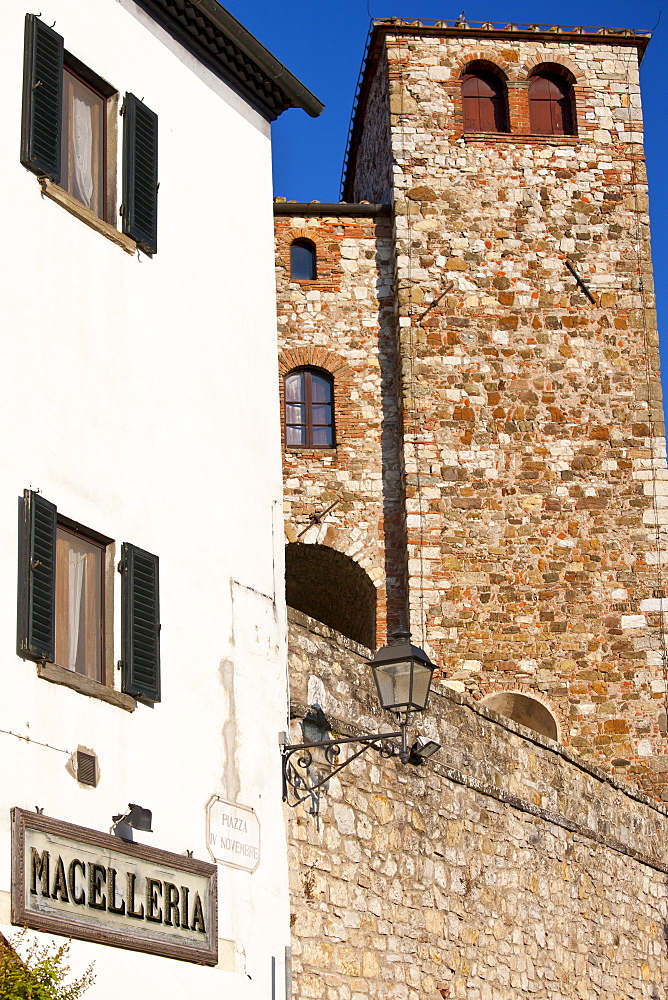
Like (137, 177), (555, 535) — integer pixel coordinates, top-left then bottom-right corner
(29, 846), (207, 932)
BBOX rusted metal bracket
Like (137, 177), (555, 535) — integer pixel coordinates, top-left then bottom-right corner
(565, 260), (597, 304)
(296, 497), (341, 539)
(416, 282), (454, 324)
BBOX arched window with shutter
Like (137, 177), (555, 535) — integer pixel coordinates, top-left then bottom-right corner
(284, 367), (334, 448)
(528, 71), (576, 136)
(290, 239), (317, 280)
(461, 64), (509, 133)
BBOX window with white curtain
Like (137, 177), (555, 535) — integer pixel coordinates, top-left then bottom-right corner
(54, 525), (105, 682)
(21, 19), (161, 251)
(61, 67), (106, 219)
(18, 489), (161, 705)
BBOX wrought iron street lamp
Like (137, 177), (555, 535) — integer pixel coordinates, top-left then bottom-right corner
(280, 628), (441, 809)
(371, 626), (435, 716)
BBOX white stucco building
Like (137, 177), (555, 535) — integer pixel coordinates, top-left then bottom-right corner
(0, 1), (321, 996)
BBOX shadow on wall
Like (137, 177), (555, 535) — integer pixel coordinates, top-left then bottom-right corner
(373, 223), (410, 637)
(285, 542), (376, 648)
(481, 691), (559, 742)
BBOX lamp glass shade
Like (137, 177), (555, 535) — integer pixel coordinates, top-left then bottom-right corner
(372, 655), (434, 713)
(369, 628), (436, 714)
(373, 660), (412, 711)
(409, 660), (433, 712)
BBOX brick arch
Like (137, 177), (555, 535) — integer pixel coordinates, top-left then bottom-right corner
(479, 688), (562, 743)
(522, 54), (584, 83)
(278, 347), (353, 385)
(284, 514), (388, 646)
(285, 227), (318, 245)
(452, 50), (517, 81)
(284, 522), (384, 591)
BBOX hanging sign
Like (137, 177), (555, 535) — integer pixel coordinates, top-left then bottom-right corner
(206, 797), (260, 873)
(11, 808), (218, 965)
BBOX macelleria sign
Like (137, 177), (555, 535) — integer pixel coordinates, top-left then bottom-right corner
(11, 808), (218, 965)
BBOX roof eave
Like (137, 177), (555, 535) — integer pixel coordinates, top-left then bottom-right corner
(190, 0), (323, 117)
(273, 202), (391, 217)
(135, 0), (323, 121)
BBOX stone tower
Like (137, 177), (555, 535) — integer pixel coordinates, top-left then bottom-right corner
(276, 19), (668, 795)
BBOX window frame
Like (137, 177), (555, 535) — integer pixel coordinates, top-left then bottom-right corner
(289, 239), (318, 281)
(61, 52), (118, 224)
(20, 15), (157, 255)
(284, 367), (336, 449)
(16, 490), (157, 712)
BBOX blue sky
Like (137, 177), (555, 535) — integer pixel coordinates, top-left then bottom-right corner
(225, 0), (668, 397)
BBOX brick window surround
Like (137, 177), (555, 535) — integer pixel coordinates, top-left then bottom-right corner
(447, 50), (586, 138)
(278, 348), (354, 453)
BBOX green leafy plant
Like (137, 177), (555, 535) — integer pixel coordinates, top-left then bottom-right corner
(0, 930), (94, 1000)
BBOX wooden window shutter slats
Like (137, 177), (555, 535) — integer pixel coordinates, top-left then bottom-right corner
(121, 542), (161, 702)
(122, 93), (159, 254)
(461, 70), (508, 134)
(18, 490), (57, 662)
(21, 14), (64, 180)
(529, 74), (575, 136)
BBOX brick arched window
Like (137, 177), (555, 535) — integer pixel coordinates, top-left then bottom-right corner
(528, 72), (575, 136)
(290, 238), (317, 280)
(461, 64), (509, 133)
(284, 367), (334, 447)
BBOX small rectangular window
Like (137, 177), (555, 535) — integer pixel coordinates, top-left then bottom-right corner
(76, 750), (98, 787)
(18, 490), (160, 707)
(21, 15), (161, 251)
(54, 525), (104, 682)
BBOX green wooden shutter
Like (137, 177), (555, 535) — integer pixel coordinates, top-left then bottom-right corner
(122, 94), (158, 254)
(121, 543), (161, 702)
(20, 14), (64, 180)
(17, 490), (57, 662)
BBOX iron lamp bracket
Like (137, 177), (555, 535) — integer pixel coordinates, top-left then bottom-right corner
(280, 725), (417, 809)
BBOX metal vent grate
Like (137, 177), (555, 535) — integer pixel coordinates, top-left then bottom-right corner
(76, 751), (97, 787)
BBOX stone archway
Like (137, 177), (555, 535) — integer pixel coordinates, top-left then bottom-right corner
(285, 542), (377, 649)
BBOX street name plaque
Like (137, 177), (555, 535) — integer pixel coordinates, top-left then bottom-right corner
(206, 797), (260, 873)
(11, 808), (217, 964)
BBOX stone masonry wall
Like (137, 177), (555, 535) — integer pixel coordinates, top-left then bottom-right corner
(349, 53), (393, 206)
(275, 210), (404, 642)
(347, 27), (668, 793)
(285, 610), (668, 1000)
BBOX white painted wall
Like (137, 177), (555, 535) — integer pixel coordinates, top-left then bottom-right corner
(0, 1), (289, 994)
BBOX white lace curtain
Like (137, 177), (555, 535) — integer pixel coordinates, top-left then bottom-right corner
(62, 69), (103, 217)
(55, 530), (102, 681)
(67, 541), (87, 672)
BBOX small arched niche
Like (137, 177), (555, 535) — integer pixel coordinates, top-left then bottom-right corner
(285, 542), (376, 649)
(481, 691), (559, 741)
